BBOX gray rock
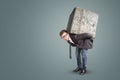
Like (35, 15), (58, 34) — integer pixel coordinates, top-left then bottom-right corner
(67, 7), (99, 38)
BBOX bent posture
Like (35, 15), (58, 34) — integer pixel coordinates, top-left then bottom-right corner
(59, 30), (93, 75)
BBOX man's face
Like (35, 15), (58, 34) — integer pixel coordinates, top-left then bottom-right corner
(61, 32), (69, 41)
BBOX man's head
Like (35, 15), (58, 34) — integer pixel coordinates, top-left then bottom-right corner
(59, 30), (69, 41)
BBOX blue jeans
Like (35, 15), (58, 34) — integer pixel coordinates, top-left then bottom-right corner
(75, 47), (88, 69)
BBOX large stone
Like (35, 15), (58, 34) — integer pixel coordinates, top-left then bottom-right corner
(67, 7), (99, 38)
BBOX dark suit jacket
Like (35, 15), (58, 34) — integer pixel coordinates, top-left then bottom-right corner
(68, 33), (93, 49)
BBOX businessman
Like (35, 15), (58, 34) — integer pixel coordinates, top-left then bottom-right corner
(59, 29), (93, 75)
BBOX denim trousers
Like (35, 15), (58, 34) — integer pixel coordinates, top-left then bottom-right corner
(75, 47), (88, 69)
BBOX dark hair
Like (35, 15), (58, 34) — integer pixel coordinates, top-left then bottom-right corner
(59, 29), (68, 36)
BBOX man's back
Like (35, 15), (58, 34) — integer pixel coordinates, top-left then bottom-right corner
(69, 33), (93, 49)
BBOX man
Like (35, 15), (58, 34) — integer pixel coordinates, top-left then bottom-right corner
(59, 29), (93, 75)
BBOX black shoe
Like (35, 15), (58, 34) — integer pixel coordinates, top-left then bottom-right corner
(79, 69), (87, 75)
(73, 67), (81, 72)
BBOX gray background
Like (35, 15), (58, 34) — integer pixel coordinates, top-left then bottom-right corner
(0, 0), (120, 80)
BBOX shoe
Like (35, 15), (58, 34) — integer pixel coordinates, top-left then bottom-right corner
(79, 69), (87, 75)
(73, 67), (81, 72)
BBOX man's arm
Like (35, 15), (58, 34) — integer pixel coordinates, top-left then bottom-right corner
(67, 41), (76, 47)
(76, 33), (93, 40)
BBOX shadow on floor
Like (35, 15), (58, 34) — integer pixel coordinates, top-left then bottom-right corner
(68, 69), (92, 75)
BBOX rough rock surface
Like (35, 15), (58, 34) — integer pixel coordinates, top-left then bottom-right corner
(67, 7), (99, 38)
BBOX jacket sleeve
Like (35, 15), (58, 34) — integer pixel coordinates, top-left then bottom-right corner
(76, 33), (93, 40)
(67, 41), (76, 47)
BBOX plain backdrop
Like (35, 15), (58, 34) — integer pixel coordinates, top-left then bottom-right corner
(0, 0), (120, 80)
